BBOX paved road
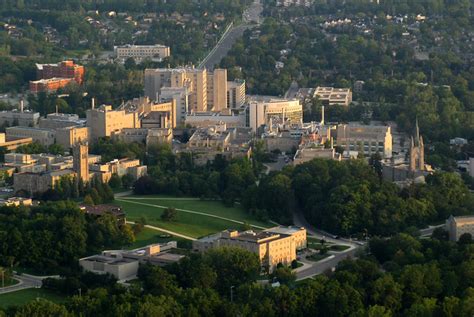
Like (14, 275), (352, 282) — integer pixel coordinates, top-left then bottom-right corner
(419, 224), (445, 237)
(292, 208), (363, 280)
(126, 221), (196, 241)
(296, 247), (359, 280)
(199, 0), (262, 70)
(0, 273), (50, 294)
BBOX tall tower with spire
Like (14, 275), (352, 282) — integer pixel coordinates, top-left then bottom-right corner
(409, 119), (425, 172)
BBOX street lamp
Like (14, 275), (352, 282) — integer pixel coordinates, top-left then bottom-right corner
(230, 285), (235, 303)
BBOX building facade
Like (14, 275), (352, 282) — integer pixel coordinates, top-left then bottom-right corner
(114, 44), (170, 63)
(144, 67), (229, 112)
(36, 61), (84, 84)
(336, 123), (393, 158)
(6, 126), (56, 146)
(248, 98), (303, 132)
(314, 87), (353, 107)
(193, 227), (306, 271)
(227, 79), (246, 109)
(86, 105), (140, 142)
(446, 215), (474, 241)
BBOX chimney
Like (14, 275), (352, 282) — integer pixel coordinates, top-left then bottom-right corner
(321, 105), (325, 125)
(91, 98), (95, 110)
(19, 99), (24, 113)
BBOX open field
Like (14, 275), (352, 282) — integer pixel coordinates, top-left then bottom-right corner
(127, 227), (189, 249)
(116, 196), (273, 238)
(0, 289), (66, 309)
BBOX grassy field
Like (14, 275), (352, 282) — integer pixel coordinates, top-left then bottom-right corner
(0, 288), (66, 309)
(116, 196), (273, 238)
(127, 227), (188, 249)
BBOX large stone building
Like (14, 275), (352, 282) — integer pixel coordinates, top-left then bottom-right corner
(6, 126), (56, 146)
(336, 123), (393, 158)
(144, 67), (241, 112)
(0, 101), (40, 127)
(227, 79), (246, 109)
(86, 104), (140, 141)
(114, 44), (170, 63)
(248, 98), (303, 132)
(193, 227), (306, 271)
(39, 113), (84, 130)
(30, 61), (85, 93)
(446, 215), (474, 241)
(13, 169), (76, 195)
(159, 87), (190, 126)
(55, 126), (89, 149)
(36, 61), (84, 84)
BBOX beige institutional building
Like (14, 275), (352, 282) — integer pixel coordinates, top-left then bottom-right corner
(336, 123), (393, 158)
(314, 87), (353, 107)
(446, 215), (474, 241)
(193, 226), (306, 271)
(114, 44), (170, 63)
(248, 98), (303, 132)
(145, 67), (244, 113)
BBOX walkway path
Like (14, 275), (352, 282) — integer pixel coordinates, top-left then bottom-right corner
(126, 221), (196, 241)
(117, 198), (268, 230)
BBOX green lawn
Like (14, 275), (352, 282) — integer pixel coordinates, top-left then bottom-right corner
(0, 288), (66, 309)
(127, 227), (188, 249)
(116, 196), (273, 239)
(306, 254), (331, 262)
(329, 245), (350, 252)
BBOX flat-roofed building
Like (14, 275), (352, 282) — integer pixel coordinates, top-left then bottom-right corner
(193, 228), (305, 271)
(114, 44), (170, 63)
(56, 126), (88, 149)
(87, 104), (140, 142)
(227, 79), (246, 109)
(446, 215), (474, 241)
(248, 98), (303, 132)
(29, 78), (75, 93)
(6, 126), (56, 146)
(263, 226), (307, 250)
(39, 113), (84, 130)
(0, 197), (33, 207)
(277, 0), (313, 7)
(13, 169), (75, 195)
(0, 109), (40, 127)
(79, 242), (183, 281)
(146, 128), (173, 147)
(144, 67), (228, 112)
(336, 123), (392, 158)
(185, 111), (246, 128)
(159, 87), (190, 126)
(36, 61), (84, 84)
(314, 87), (352, 107)
(90, 158), (146, 183)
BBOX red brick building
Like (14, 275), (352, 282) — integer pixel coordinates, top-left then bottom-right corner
(36, 61), (84, 84)
(29, 78), (75, 93)
(29, 60), (85, 93)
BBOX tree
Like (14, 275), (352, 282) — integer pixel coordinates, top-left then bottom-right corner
(83, 195), (94, 206)
(459, 233), (473, 245)
(108, 174), (122, 189)
(272, 267), (296, 286)
(203, 247), (260, 295)
(161, 207), (177, 222)
(13, 300), (69, 317)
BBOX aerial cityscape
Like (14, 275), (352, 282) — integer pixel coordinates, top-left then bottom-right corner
(0, 0), (473, 315)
